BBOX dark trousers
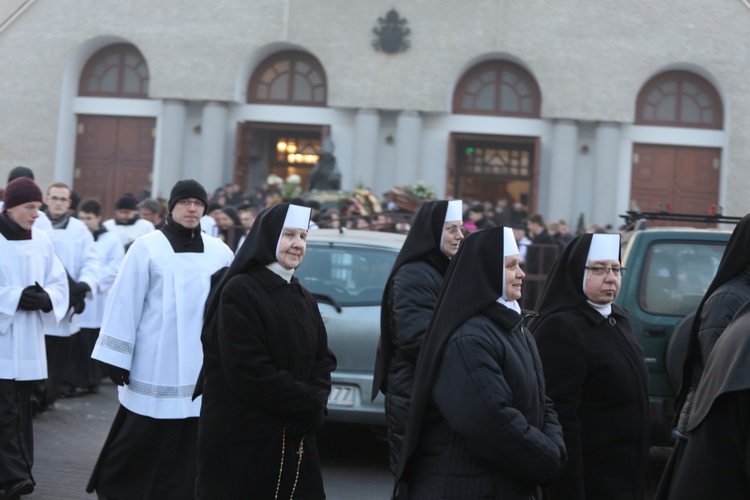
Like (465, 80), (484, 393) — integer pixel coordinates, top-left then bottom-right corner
(66, 328), (104, 391)
(43, 335), (71, 406)
(88, 406), (198, 500)
(0, 380), (34, 484)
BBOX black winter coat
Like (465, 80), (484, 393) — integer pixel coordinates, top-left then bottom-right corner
(675, 269), (750, 435)
(406, 303), (566, 499)
(196, 266), (336, 499)
(384, 260), (444, 474)
(533, 304), (650, 500)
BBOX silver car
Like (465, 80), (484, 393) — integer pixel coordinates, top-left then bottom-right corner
(296, 229), (406, 426)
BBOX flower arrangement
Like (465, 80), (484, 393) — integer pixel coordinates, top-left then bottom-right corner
(281, 174), (302, 199)
(387, 181), (436, 212)
(404, 181), (436, 201)
(339, 188), (382, 216)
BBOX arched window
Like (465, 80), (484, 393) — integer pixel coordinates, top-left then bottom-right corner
(248, 51), (327, 106)
(79, 44), (149, 98)
(453, 60), (541, 117)
(636, 71), (723, 129)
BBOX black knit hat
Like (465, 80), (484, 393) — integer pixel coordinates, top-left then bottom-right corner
(8, 166), (34, 183)
(168, 179), (208, 213)
(115, 194), (138, 211)
(3, 176), (43, 209)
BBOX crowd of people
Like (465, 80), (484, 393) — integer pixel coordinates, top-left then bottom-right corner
(2, 168), (747, 499)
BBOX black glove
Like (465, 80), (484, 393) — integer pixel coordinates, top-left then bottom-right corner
(68, 278), (90, 314)
(18, 284), (53, 312)
(285, 405), (327, 439)
(104, 363), (130, 386)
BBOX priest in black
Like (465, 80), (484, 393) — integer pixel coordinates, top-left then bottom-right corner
(196, 203), (336, 500)
(530, 233), (650, 499)
(393, 226), (566, 499)
(372, 199), (464, 474)
(656, 299), (750, 499)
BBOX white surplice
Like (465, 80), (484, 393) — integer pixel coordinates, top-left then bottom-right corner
(102, 218), (155, 249)
(92, 231), (233, 418)
(0, 228), (69, 380)
(47, 216), (100, 337)
(80, 230), (124, 329)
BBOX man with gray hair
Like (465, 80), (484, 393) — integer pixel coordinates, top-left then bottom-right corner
(137, 197), (165, 230)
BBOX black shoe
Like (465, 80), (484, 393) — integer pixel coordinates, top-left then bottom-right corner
(3, 478), (34, 499)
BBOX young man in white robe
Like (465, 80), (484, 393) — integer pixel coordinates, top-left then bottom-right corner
(0, 166), (53, 235)
(88, 179), (234, 500)
(0, 177), (68, 499)
(41, 182), (99, 406)
(69, 199), (124, 394)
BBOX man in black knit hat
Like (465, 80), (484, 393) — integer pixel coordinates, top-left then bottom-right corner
(0, 166), (53, 235)
(103, 193), (155, 250)
(0, 177), (68, 499)
(87, 179), (233, 500)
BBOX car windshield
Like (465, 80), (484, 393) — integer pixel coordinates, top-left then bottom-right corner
(296, 244), (398, 306)
(641, 241), (726, 315)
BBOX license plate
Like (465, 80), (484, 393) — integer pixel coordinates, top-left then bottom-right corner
(328, 384), (356, 407)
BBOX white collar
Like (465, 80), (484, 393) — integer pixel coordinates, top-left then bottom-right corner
(587, 300), (612, 317)
(265, 261), (294, 283)
(496, 296), (522, 314)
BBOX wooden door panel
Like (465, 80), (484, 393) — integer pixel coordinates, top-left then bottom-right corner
(73, 115), (155, 219)
(631, 144), (721, 226)
(76, 116), (118, 158)
(117, 117), (155, 157)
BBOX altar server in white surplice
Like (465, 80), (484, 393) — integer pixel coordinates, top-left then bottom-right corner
(68, 199), (125, 394)
(0, 166), (53, 236)
(0, 177), (68, 499)
(87, 179), (233, 500)
(42, 182), (99, 407)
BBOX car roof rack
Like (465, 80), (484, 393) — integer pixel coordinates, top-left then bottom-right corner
(620, 210), (744, 231)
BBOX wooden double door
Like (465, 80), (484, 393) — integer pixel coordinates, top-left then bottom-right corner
(631, 144), (721, 225)
(73, 115), (155, 219)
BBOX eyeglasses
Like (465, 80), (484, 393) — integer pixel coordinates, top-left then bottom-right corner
(177, 199), (206, 208)
(444, 226), (467, 236)
(585, 266), (626, 277)
(48, 196), (69, 203)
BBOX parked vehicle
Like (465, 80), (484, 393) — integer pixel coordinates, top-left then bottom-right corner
(614, 211), (741, 444)
(296, 229), (406, 426)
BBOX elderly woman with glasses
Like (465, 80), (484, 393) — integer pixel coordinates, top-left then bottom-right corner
(372, 199), (464, 475)
(530, 233), (650, 500)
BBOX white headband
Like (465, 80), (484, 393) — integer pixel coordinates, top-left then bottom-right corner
(275, 204), (311, 262)
(444, 200), (463, 223)
(503, 227), (519, 256)
(586, 233), (620, 262)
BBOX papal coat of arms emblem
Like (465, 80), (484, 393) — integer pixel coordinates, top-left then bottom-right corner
(372, 9), (410, 54)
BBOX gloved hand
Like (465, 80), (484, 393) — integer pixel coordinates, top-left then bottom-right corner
(104, 363), (130, 386)
(68, 279), (90, 314)
(18, 284), (53, 312)
(285, 405), (327, 439)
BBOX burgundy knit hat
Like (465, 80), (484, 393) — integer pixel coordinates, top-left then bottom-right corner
(3, 176), (43, 210)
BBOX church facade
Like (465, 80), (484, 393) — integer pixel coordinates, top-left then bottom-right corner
(1, 0), (748, 226)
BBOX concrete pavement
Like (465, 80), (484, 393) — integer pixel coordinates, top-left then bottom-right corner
(28, 382), (118, 499)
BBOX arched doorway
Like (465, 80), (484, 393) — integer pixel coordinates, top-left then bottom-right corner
(73, 44), (154, 217)
(235, 50), (328, 193)
(449, 60), (541, 210)
(631, 71), (723, 224)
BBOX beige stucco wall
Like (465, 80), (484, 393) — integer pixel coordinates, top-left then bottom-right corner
(1, 0), (749, 213)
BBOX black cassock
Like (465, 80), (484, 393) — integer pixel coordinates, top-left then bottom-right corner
(196, 266), (336, 499)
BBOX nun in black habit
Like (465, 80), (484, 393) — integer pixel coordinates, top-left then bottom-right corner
(655, 299), (750, 499)
(372, 199), (464, 475)
(195, 203), (336, 500)
(530, 233), (650, 500)
(393, 226), (566, 500)
(656, 213), (750, 499)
